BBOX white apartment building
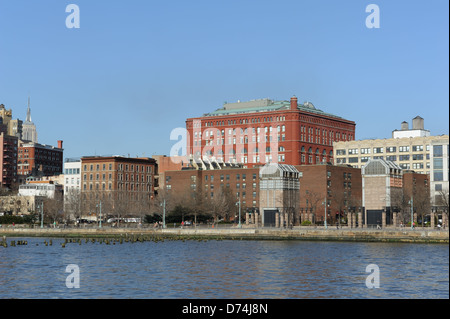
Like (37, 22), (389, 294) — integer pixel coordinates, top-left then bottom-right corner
(63, 159), (81, 220)
(63, 158), (81, 193)
(333, 117), (449, 204)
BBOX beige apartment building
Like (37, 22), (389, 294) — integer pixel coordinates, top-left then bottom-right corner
(333, 117), (449, 205)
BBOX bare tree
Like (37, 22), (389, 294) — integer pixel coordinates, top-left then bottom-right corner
(304, 190), (322, 224)
(150, 188), (177, 224)
(64, 188), (82, 223)
(283, 187), (300, 227)
(43, 192), (64, 226)
(435, 190), (449, 225)
(414, 186), (431, 227)
(391, 187), (410, 225)
(204, 187), (237, 223)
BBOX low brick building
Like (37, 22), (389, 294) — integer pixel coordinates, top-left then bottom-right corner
(80, 156), (157, 221)
(295, 164), (363, 226)
(164, 162), (261, 215)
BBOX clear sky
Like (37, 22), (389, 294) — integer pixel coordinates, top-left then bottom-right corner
(0, 0), (448, 159)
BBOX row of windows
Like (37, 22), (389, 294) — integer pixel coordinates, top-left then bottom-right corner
(199, 126), (286, 138)
(84, 173), (152, 183)
(83, 182), (152, 191)
(202, 116), (287, 128)
(83, 163), (153, 173)
(201, 182), (258, 190)
(338, 156), (432, 165)
(337, 144), (441, 156)
(65, 168), (81, 175)
(198, 133), (287, 146)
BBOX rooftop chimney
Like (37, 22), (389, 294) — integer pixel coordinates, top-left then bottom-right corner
(290, 96), (298, 110)
(57, 140), (63, 149)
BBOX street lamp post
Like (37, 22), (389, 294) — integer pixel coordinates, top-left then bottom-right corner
(409, 196), (414, 230)
(96, 201), (102, 228)
(40, 202), (44, 229)
(160, 199), (166, 229)
(163, 198), (166, 229)
(323, 197), (328, 229)
(236, 199), (242, 228)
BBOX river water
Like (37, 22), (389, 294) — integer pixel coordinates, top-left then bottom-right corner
(0, 237), (448, 299)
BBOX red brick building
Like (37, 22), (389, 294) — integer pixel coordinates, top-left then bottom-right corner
(164, 165), (260, 213)
(186, 96), (355, 168)
(295, 164), (363, 225)
(0, 133), (18, 188)
(17, 140), (64, 179)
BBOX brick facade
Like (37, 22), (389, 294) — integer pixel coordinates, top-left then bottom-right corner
(186, 96), (356, 168)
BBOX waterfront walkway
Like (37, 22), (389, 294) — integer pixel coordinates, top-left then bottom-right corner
(1, 225), (448, 244)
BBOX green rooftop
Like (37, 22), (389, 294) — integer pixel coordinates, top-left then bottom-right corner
(203, 99), (343, 119)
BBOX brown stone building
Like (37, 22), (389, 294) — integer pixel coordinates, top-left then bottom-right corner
(80, 156), (157, 220)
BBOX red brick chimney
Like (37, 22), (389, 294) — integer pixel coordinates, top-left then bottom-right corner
(290, 95), (298, 110)
(57, 140), (63, 149)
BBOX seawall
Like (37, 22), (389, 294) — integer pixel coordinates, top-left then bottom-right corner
(0, 227), (448, 244)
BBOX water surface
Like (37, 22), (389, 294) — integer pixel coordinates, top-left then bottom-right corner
(0, 238), (448, 299)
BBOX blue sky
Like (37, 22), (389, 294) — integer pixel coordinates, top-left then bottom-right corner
(0, 0), (448, 159)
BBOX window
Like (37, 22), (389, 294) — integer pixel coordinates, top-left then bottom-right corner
(412, 145), (423, 152)
(336, 149), (346, 155)
(348, 149), (358, 155)
(386, 146), (396, 153)
(373, 147), (383, 154)
(434, 158), (443, 169)
(360, 148), (370, 154)
(386, 155), (397, 161)
(412, 163), (424, 169)
(434, 171), (444, 181)
(348, 157), (358, 163)
(399, 155), (410, 161)
(399, 146), (410, 152)
(433, 145), (443, 157)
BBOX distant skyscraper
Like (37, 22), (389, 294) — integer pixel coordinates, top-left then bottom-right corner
(22, 96), (38, 143)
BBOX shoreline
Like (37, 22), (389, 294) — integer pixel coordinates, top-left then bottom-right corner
(1, 227), (448, 244)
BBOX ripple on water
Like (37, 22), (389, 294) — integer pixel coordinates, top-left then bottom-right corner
(0, 239), (447, 299)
